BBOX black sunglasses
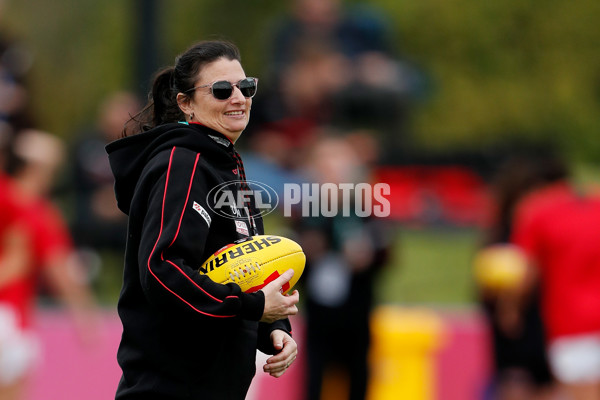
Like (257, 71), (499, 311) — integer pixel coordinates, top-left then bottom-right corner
(186, 77), (258, 100)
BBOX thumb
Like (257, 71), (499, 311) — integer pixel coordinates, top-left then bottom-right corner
(271, 330), (284, 350)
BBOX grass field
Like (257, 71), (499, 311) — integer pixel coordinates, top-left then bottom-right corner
(375, 226), (481, 306)
(261, 212), (484, 307)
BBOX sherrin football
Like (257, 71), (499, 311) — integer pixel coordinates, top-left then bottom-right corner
(199, 235), (305, 294)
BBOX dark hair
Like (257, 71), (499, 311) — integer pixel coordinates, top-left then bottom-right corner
(123, 40), (241, 136)
(485, 151), (569, 244)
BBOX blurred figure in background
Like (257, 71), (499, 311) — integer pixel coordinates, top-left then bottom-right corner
(0, 153), (29, 400)
(474, 155), (555, 400)
(0, 32), (34, 136)
(292, 134), (391, 400)
(0, 24), (35, 169)
(248, 40), (351, 167)
(0, 130), (99, 400)
(251, 0), (424, 165)
(241, 123), (304, 200)
(510, 155), (600, 400)
(267, 0), (393, 78)
(69, 91), (142, 259)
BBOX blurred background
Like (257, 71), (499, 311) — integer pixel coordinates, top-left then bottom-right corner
(0, 0), (599, 399)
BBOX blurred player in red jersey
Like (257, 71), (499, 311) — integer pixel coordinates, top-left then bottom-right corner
(474, 155), (556, 400)
(0, 130), (98, 400)
(511, 155), (600, 400)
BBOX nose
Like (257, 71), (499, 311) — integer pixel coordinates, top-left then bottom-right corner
(230, 85), (247, 103)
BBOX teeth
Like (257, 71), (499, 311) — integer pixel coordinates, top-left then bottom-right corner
(225, 111), (243, 116)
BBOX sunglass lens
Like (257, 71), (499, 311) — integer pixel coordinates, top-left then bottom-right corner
(239, 78), (257, 98)
(211, 81), (233, 100)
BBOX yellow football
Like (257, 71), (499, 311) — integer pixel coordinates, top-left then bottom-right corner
(473, 244), (528, 290)
(199, 235), (305, 294)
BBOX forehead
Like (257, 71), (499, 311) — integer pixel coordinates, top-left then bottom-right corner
(198, 58), (246, 83)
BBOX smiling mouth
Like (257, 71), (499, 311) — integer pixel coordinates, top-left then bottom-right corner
(225, 111), (244, 116)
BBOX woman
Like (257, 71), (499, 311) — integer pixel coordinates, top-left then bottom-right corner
(106, 40), (299, 400)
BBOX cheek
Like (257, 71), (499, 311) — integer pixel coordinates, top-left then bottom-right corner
(204, 103), (222, 119)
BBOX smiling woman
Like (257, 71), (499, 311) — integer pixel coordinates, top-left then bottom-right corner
(176, 59), (257, 143)
(105, 40), (300, 400)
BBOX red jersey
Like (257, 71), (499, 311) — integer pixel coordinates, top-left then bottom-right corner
(512, 182), (600, 340)
(0, 173), (19, 229)
(0, 176), (73, 328)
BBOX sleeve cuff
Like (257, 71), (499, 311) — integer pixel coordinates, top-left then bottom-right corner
(239, 291), (265, 321)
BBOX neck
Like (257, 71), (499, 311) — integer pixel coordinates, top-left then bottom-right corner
(189, 122), (238, 144)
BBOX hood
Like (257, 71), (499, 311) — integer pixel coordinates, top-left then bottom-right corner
(105, 122), (235, 214)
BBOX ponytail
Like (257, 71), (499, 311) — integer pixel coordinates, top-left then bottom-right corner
(151, 67), (184, 127)
(122, 67), (184, 137)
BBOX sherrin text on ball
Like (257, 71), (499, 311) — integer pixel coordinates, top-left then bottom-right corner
(199, 235), (305, 294)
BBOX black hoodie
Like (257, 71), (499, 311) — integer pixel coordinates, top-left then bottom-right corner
(106, 122), (291, 400)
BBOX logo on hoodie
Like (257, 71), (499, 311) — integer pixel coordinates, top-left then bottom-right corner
(208, 135), (231, 148)
(192, 201), (212, 227)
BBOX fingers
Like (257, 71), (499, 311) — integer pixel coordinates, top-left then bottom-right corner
(264, 354), (297, 377)
(263, 332), (298, 377)
(283, 292), (299, 313)
(281, 291), (299, 318)
(266, 269), (294, 292)
(286, 289), (299, 302)
(288, 290), (300, 313)
(259, 276), (300, 323)
(279, 290), (300, 314)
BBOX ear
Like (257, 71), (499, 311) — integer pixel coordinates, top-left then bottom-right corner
(176, 92), (192, 116)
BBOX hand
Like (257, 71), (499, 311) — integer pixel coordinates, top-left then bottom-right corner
(259, 269), (299, 323)
(263, 330), (298, 378)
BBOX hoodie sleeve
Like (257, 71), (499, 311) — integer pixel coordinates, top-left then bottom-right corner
(137, 146), (264, 320)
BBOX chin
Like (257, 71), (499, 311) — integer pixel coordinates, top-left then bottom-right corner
(228, 125), (247, 136)
(223, 130), (244, 143)
(231, 132), (244, 142)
